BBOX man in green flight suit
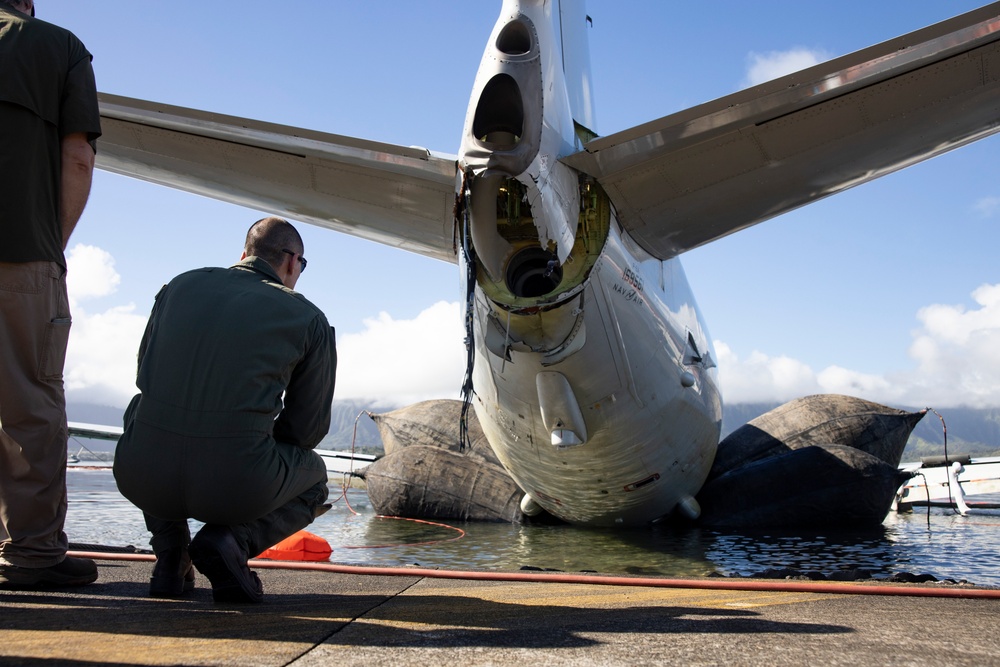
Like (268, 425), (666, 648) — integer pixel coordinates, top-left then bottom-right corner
(114, 216), (337, 603)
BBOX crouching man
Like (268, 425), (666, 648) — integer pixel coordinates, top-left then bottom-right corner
(114, 217), (336, 603)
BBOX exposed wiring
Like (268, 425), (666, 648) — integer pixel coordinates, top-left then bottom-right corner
(458, 175), (477, 453)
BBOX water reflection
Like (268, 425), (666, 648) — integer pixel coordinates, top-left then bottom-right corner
(66, 470), (1000, 586)
(701, 526), (910, 578)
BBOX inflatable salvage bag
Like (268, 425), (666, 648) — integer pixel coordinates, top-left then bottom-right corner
(697, 395), (925, 528)
(359, 400), (526, 522)
(367, 399), (502, 465)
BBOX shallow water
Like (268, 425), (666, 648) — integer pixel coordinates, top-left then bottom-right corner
(65, 468), (1000, 586)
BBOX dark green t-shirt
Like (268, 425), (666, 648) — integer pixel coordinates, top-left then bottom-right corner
(0, 5), (102, 263)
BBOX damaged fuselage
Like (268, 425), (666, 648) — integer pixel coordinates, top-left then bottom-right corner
(457, 0), (721, 526)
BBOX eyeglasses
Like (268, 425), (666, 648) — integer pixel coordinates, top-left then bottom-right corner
(282, 249), (307, 273)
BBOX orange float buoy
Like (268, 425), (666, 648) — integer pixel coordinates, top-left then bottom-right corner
(256, 530), (332, 561)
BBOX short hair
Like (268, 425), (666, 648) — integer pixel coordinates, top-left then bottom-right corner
(3, 0), (34, 16)
(244, 217), (303, 270)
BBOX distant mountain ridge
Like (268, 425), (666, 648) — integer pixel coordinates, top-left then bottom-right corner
(69, 398), (1000, 458)
(67, 403), (125, 428)
(67, 399), (387, 452)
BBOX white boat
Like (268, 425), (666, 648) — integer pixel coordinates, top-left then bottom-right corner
(315, 449), (378, 482)
(67, 422), (120, 468)
(66, 423), (379, 483)
(894, 456), (1000, 514)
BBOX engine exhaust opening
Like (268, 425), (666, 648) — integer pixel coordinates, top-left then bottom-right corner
(496, 20), (532, 56)
(506, 247), (563, 298)
(473, 74), (523, 145)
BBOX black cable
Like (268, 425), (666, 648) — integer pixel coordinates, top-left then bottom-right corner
(458, 176), (477, 453)
(927, 408), (963, 516)
(915, 471), (931, 528)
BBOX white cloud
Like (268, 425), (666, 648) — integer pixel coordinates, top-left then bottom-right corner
(67, 244), (120, 301)
(64, 244), (146, 407)
(898, 283), (1000, 409)
(714, 341), (821, 403)
(64, 245), (1000, 415)
(62, 243), (467, 411)
(741, 47), (832, 88)
(64, 304), (145, 407)
(335, 300), (466, 407)
(816, 365), (894, 399)
(974, 196), (1000, 218)
(716, 283), (1000, 409)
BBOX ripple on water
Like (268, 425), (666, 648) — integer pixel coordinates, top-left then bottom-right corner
(65, 469), (1000, 586)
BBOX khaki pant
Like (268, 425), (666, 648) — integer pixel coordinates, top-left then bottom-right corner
(0, 261), (72, 568)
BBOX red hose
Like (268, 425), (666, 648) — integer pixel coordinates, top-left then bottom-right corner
(68, 550), (1000, 600)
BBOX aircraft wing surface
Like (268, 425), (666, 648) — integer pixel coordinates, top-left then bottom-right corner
(563, 3), (1000, 260)
(68, 422), (123, 442)
(97, 94), (460, 264)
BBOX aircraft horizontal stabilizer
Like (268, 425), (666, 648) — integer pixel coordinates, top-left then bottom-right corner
(563, 3), (1000, 260)
(97, 94), (461, 263)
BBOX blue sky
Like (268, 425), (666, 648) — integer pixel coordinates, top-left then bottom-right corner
(40, 1), (1000, 412)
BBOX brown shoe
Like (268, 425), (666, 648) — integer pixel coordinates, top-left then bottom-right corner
(0, 556), (98, 589)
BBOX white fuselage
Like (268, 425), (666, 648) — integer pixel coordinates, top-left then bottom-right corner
(470, 219), (722, 526)
(458, 0), (721, 526)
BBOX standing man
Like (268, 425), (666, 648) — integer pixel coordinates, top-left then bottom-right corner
(0, 0), (102, 588)
(114, 217), (337, 603)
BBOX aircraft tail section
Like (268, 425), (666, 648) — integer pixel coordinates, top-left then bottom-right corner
(558, 0), (597, 140)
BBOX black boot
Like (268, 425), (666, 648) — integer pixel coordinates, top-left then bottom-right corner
(149, 548), (195, 598)
(189, 524), (263, 604)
